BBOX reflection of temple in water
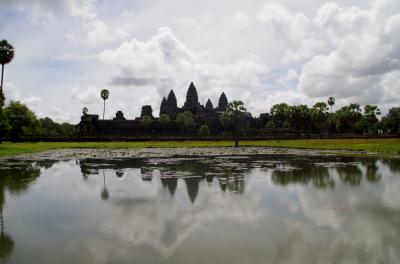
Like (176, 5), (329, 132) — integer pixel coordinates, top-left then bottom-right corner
(184, 177), (200, 204)
(161, 177), (178, 196)
(141, 167), (153, 181)
(78, 157), (250, 204)
(77, 155), (384, 204)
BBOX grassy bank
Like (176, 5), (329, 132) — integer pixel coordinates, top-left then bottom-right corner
(0, 138), (400, 158)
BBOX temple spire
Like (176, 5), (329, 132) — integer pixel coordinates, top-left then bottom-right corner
(160, 97), (167, 115)
(218, 92), (228, 111)
(184, 82), (199, 108)
(205, 98), (213, 110)
(167, 90), (177, 108)
(166, 90), (177, 118)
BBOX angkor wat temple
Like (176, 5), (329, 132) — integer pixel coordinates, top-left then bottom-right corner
(78, 82), (269, 135)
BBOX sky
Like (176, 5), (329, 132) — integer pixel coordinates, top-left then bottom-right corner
(0, 0), (399, 123)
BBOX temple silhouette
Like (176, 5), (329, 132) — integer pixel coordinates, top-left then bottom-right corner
(78, 82), (269, 135)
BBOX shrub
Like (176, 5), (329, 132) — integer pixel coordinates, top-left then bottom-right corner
(198, 125), (211, 136)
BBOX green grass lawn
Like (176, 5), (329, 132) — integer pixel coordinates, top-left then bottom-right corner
(0, 138), (399, 158)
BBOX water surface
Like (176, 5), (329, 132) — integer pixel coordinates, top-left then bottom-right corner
(1, 155), (400, 263)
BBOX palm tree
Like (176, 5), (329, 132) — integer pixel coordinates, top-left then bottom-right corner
(0, 40), (15, 96)
(226, 101), (246, 147)
(363, 105), (381, 134)
(327, 97), (335, 113)
(100, 89), (109, 120)
(0, 91), (4, 109)
(270, 103), (290, 128)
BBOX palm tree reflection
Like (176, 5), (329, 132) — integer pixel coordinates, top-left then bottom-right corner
(0, 206), (14, 261)
(0, 162), (40, 261)
(101, 169), (109, 200)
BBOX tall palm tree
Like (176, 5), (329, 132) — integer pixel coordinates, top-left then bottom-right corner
(226, 101), (246, 147)
(0, 40), (15, 95)
(327, 97), (335, 113)
(100, 89), (109, 120)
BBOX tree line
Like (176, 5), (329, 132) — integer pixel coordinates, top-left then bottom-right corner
(265, 100), (399, 136)
(0, 101), (76, 141)
(136, 98), (400, 137)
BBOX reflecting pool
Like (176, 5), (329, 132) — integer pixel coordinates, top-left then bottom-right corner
(1, 155), (400, 263)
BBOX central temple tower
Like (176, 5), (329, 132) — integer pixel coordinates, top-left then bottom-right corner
(217, 92), (228, 112)
(183, 82), (203, 115)
(183, 82), (199, 108)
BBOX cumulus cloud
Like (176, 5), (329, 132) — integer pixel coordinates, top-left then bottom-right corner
(71, 86), (100, 105)
(277, 68), (299, 87)
(299, 0), (400, 109)
(380, 70), (400, 104)
(67, 18), (129, 47)
(50, 107), (80, 123)
(99, 27), (267, 113)
(0, 0), (96, 23)
(232, 12), (250, 30)
(258, 1), (323, 62)
(3, 82), (43, 111)
(100, 27), (196, 88)
(1, 0), (128, 46)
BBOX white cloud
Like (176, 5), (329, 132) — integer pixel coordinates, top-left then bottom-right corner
(232, 12), (249, 30)
(67, 0), (96, 19)
(0, 0), (96, 23)
(22, 96), (42, 108)
(71, 86), (100, 105)
(50, 107), (79, 123)
(3, 82), (43, 112)
(99, 27), (267, 114)
(258, 1), (323, 62)
(277, 68), (299, 87)
(86, 19), (128, 47)
(3, 82), (21, 102)
(1, 0), (128, 47)
(66, 17), (129, 48)
(299, 0), (400, 108)
(100, 27), (196, 87)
